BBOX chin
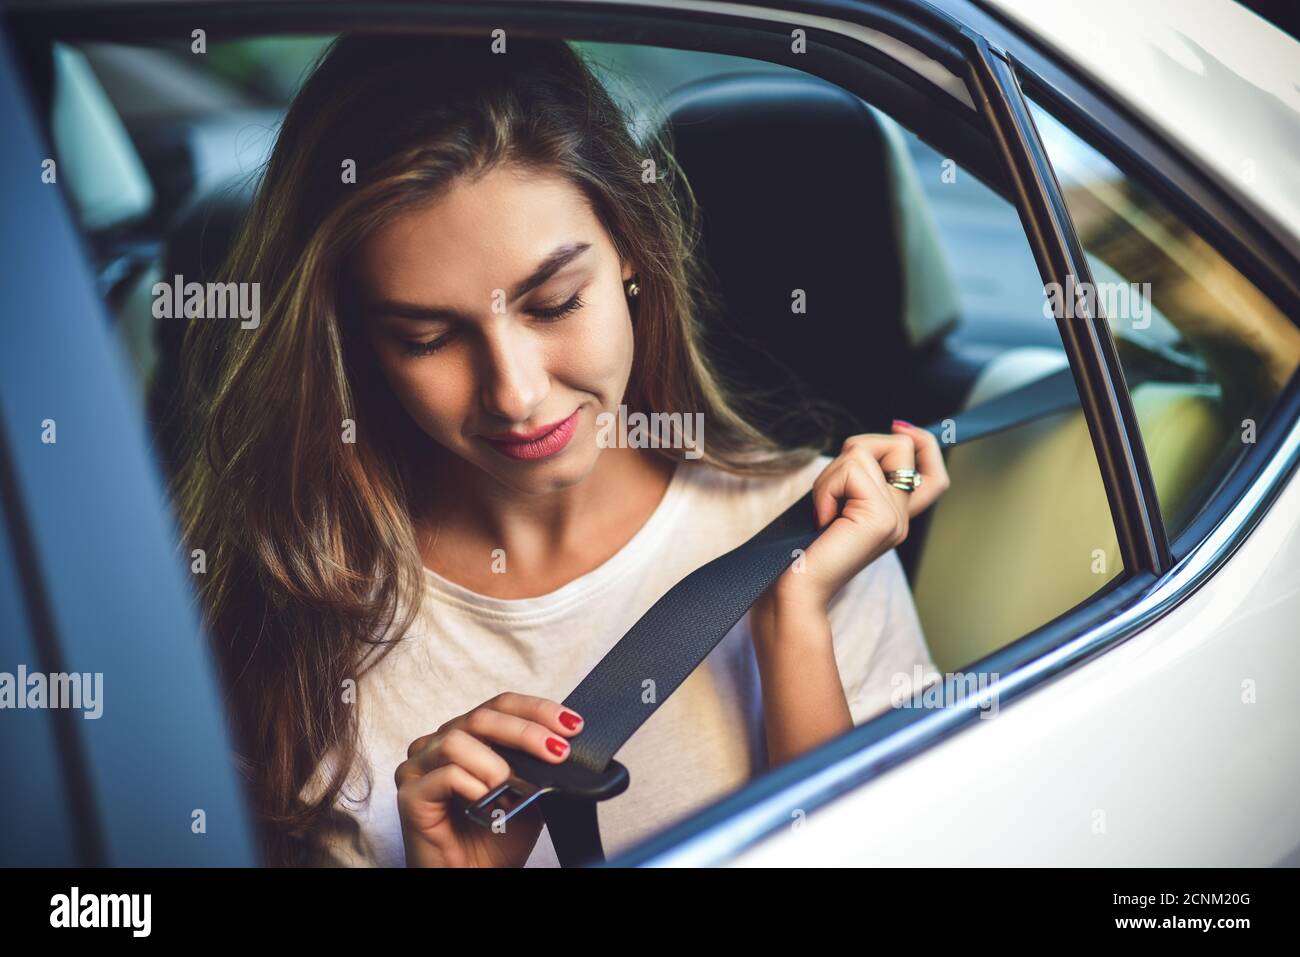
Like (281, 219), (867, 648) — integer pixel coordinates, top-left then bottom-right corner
(471, 440), (600, 496)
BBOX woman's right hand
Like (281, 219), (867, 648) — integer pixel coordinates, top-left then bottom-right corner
(396, 692), (584, 867)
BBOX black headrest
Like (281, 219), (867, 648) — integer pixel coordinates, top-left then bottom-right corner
(658, 71), (934, 444)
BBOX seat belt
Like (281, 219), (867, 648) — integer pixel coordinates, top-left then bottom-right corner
(463, 361), (1148, 865)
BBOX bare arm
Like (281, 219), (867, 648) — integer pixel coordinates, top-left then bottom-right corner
(750, 593), (852, 767)
(746, 421), (950, 767)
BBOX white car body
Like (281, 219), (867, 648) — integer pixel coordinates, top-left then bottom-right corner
(988, 0), (1300, 257)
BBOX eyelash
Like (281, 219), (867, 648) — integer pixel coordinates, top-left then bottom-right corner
(400, 335), (454, 357)
(530, 291), (586, 321)
(399, 291), (586, 357)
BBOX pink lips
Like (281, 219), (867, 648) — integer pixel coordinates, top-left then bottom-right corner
(480, 409), (580, 461)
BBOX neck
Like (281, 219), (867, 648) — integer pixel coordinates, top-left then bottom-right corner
(414, 445), (676, 580)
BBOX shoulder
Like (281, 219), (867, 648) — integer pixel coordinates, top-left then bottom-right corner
(678, 451), (831, 510)
(669, 452), (833, 548)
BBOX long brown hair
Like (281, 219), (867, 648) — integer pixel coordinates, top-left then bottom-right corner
(173, 32), (827, 865)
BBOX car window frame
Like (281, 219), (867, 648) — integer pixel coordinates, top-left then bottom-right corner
(0, 17), (258, 867)
(1008, 81), (1300, 560)
(945, 0), (1300, 548)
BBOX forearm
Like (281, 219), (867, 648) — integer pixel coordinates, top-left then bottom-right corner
(750, 596), (852, 768)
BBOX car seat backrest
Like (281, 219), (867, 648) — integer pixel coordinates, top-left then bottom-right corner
(911, 347), (1231, 671)
(654, 70), (961, 445)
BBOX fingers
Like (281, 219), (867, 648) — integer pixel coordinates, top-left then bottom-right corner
(811, 450), (907, 545)
(399, 762), (496, 811)
(460, 705), (576, 761)
(404, 727), (513, 782)
(815, 434), (914, 527)
(483, 692), (585, 739)
(811, 453), (854, 527)
(842, 432), (916, 477)
(889, 420), (951, 515)
(400, 694), (584, 791)
(826, 425), (952, 521)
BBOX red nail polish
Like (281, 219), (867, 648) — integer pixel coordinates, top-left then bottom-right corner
(559, 711), (582, 730)
(893, 419), (915, 428)
(547, 737), (569, 756)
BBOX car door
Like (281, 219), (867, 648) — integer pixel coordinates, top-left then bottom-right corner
(3, 0), (1296, 870)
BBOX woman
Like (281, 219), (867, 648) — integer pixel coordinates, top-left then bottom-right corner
(174, 32), (949, 867)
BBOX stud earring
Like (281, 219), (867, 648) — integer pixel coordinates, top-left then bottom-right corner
(624, 275), (641, 299)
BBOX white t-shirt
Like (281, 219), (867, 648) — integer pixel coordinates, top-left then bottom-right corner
(303, 453), (936, 867)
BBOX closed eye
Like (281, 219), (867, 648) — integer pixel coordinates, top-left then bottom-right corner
(396, 286), (587, 357)
(528, 290), (585, 321)
(399, 331), (456, 357)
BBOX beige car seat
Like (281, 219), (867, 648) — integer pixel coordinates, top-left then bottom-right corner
(911, 346), (1230, 673)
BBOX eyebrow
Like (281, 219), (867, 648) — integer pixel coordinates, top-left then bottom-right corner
(366, 241), (592, 323)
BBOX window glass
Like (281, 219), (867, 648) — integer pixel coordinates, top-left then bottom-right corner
(1029, 100), (1300, 537)
(44, 37), (1131, 677)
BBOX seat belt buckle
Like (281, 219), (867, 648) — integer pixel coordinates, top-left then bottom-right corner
(463, 744), (629, 830)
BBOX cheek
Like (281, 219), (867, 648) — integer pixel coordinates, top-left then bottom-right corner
(556, 301), (634, 397)
(375, 352), (470, 440)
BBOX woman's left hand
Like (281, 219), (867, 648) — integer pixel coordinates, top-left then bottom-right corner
(764, 420), (950, 614)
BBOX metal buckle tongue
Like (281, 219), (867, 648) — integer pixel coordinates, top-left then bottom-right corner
(464, 744), (630, 830)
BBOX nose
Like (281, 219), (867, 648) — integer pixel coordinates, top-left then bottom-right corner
(477, 322), (549, 424)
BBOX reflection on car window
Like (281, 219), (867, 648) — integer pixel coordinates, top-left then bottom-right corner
(1029, 100), (1300, 537)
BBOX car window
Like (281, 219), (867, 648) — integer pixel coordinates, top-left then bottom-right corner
(51, 42), (155, 231)
(571, 46), (1127, 667)
(900, 134), (1058, 347)
(901, 151), (1125, 669)
(30, 30), (1151, 864)
(43, 35), (1132, 681)
(1028, 100), (1300, 538)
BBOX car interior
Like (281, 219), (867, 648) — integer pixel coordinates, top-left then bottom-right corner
(20, 31), (1263, 677)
